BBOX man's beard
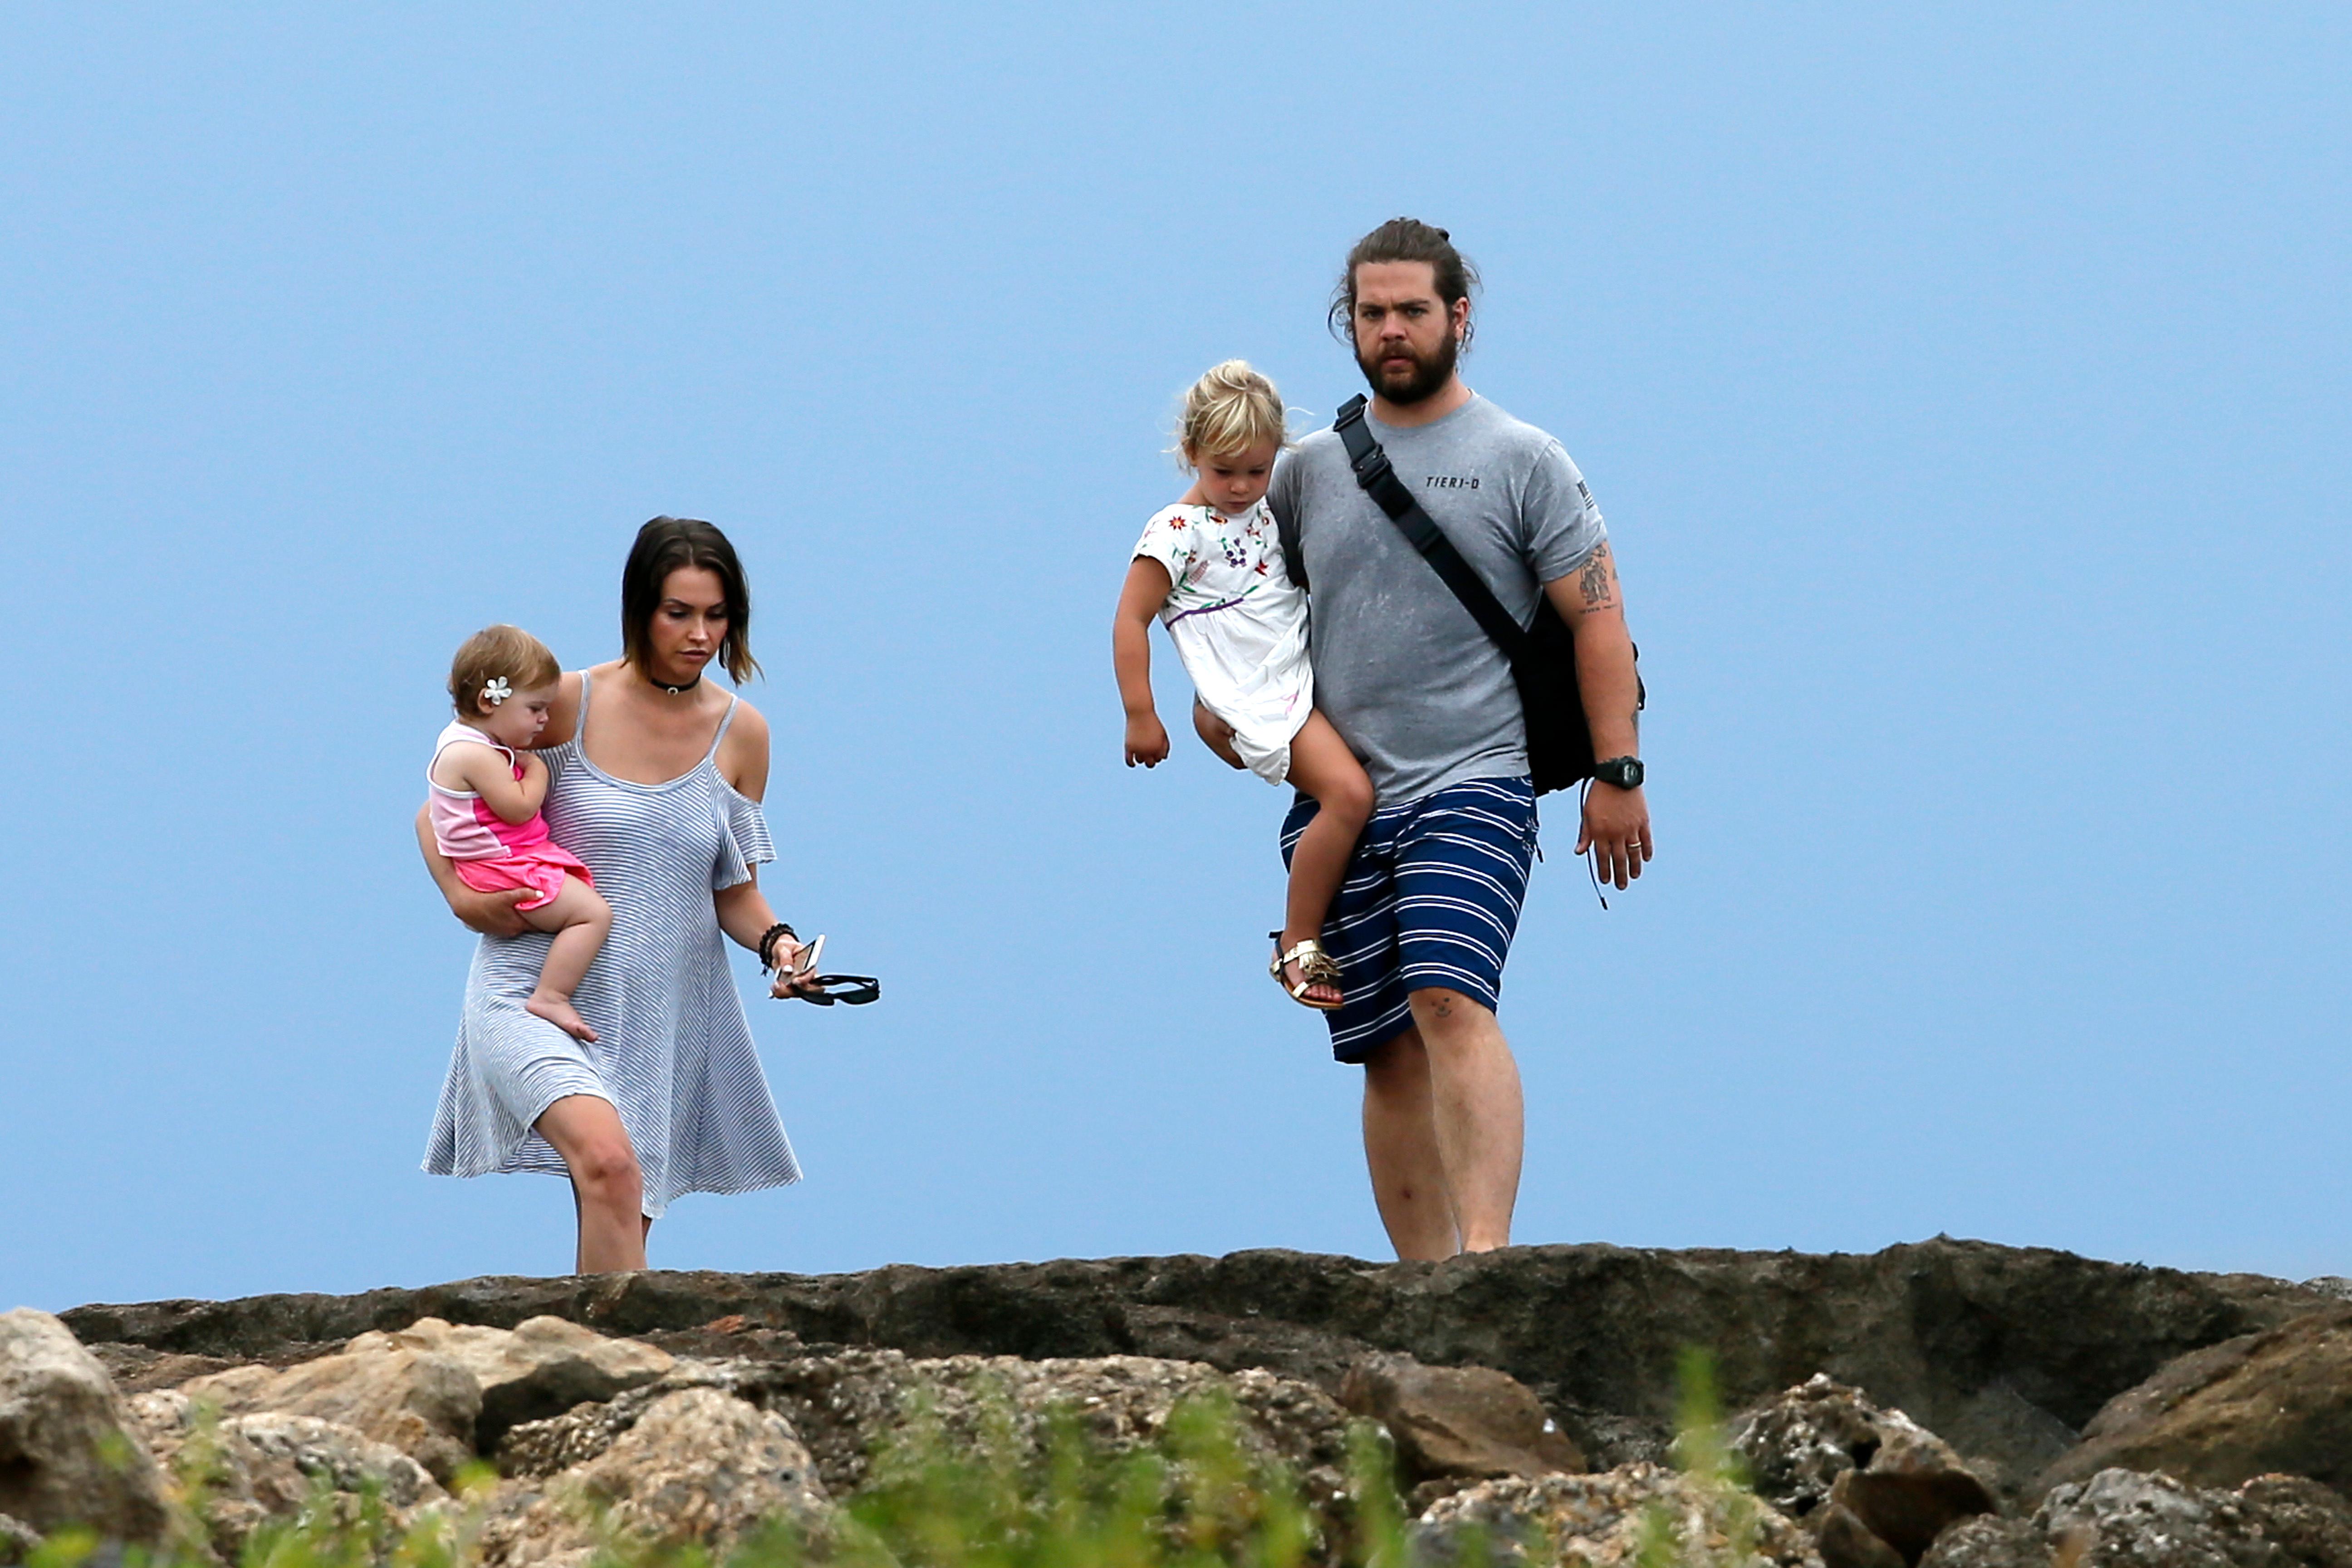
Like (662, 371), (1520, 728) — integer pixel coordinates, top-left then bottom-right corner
(1357, 330), (1458, 405)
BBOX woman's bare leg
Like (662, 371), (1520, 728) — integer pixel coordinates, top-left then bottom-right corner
(1281, 711), (1375, 1007)
(534, 1094), (647, 1273)
(521, 877), (613, 1043)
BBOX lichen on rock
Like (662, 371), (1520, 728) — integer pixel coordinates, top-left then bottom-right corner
(503, 1347), (1358, 1507)
(1731, 1373), (1997, 1567)
(480, 1386), (826, 1568)
(1413, 1463), (1823, 1567)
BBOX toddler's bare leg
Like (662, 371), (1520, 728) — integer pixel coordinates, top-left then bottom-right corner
(1281, 711), (1375, 1008)
(521, 877), (614, 1043)
(1193, 699), (1248, 769)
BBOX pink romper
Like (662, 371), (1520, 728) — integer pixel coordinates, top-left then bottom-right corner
(427, 720), (595, 910)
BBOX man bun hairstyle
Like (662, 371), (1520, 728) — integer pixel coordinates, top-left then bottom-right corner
(1328, 217), (1481, 350)
(1178, 359), (1290, 464)
(621, 516), (761, 684)
(449, 624), (561, 716)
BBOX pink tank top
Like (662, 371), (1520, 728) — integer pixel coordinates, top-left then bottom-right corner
(427, 720), (554, 862)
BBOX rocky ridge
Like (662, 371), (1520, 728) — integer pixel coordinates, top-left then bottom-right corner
(8, 1238), (2352, 1567)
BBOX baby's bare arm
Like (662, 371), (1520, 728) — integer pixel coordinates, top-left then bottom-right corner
(516, 752), (549, 813)
(442, 741), (540, 825)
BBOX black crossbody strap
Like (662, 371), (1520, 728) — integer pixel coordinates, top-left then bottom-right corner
(1273, 495), (1306, 592)
(1333, 395), (1531, 662)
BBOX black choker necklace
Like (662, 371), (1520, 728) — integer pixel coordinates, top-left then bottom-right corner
(654, 671), (702, 696)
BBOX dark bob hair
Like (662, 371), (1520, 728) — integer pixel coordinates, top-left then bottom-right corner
(621, 517), (760, 684)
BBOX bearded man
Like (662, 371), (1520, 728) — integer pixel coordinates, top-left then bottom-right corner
(1217, 218), (1651, 1259)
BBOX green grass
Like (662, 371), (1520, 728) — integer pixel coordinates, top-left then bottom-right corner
(823, 1390), (1349, 1568)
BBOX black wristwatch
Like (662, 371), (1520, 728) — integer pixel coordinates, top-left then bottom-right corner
(1592, 756), (1644, 790)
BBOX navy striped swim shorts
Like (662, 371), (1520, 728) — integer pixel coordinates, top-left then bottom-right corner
(1279, 775), (1541, 1064)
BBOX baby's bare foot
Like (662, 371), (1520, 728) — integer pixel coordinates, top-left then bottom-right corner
(528, 993), (599, 1043)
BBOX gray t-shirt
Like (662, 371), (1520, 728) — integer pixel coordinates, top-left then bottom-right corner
(1268, 394), (1606, 805)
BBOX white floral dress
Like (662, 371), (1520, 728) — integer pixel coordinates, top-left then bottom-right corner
(1132, 499), (1313, 784)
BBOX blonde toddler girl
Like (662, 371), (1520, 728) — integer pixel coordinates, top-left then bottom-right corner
(1113, 361), (1374, 1010)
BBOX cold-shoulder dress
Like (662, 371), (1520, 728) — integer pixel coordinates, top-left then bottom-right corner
(423, 671), (800, 1215)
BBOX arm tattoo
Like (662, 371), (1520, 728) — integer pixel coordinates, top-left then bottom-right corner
(1577, 541), (1617, 610)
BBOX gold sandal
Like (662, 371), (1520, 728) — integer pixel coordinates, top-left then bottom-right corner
(1269, 931), (1345, 1012)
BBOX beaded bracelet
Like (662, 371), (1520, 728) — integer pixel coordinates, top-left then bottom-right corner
(757, 922), (798, 972)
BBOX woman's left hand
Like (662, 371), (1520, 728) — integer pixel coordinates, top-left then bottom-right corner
(768, 942), (822, 1000)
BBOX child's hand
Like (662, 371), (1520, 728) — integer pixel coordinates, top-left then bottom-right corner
(519, 752), (548, 784)
(1125, 711), (1170, 768)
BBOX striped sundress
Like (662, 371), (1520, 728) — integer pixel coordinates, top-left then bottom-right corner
(422, 671), (801, 1216)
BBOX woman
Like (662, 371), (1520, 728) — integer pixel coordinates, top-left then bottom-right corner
(416, 516), (821, 1272)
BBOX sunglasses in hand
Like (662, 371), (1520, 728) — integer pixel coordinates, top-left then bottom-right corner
(777, 935), (880, 1007)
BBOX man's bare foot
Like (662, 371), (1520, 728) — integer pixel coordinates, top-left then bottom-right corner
(528, 993), (599, 1043)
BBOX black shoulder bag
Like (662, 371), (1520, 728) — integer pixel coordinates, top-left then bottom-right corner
(1279, 394), (1640, 795)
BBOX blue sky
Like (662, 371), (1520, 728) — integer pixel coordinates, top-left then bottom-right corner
(3, 5), (2347, 1312)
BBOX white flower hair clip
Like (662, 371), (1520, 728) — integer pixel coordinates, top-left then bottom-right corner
(481, 676), (513, 706)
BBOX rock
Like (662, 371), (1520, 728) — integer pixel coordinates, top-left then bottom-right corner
(130, 1389), (444, 1508)
(1830, 1470), (2003, 1566)
(351, 1316), (671, 1450)
(497, 1347), (1362, 1564)
(2237, 1474), (2352, 1567)
(177, 1333), (480, 1483)
(1731, 1375), (1996, 1567)
(502, 1348), (1358, 1509)
(1412, 1462), (1823, 1566)
(231, 1411), (444, 1507)
(496, 1357), (789, 1481)
(0, 1309), (169, 1545)
(2038, 1467), (2288, 1567)
(479, 1387), (825, 1568)
(62, 1240), (2326, 1495)
(1917, 1470), (2352, 1568)
(0, 1513), (43, 1565)
(637, 1318), (806, 1361)
(1914, 1516), (2056, 1568)
(2034, 1303), (2352, 1499)
(1340, 1353), (1583, 1485)
(83, 1344), (243, 1396)
(127, 1389), (448, 1557)
(841, 1351), (1359, 1515)
(1929, 1383), (2081, 1505)
(1814, 1491), (1908, 1568)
